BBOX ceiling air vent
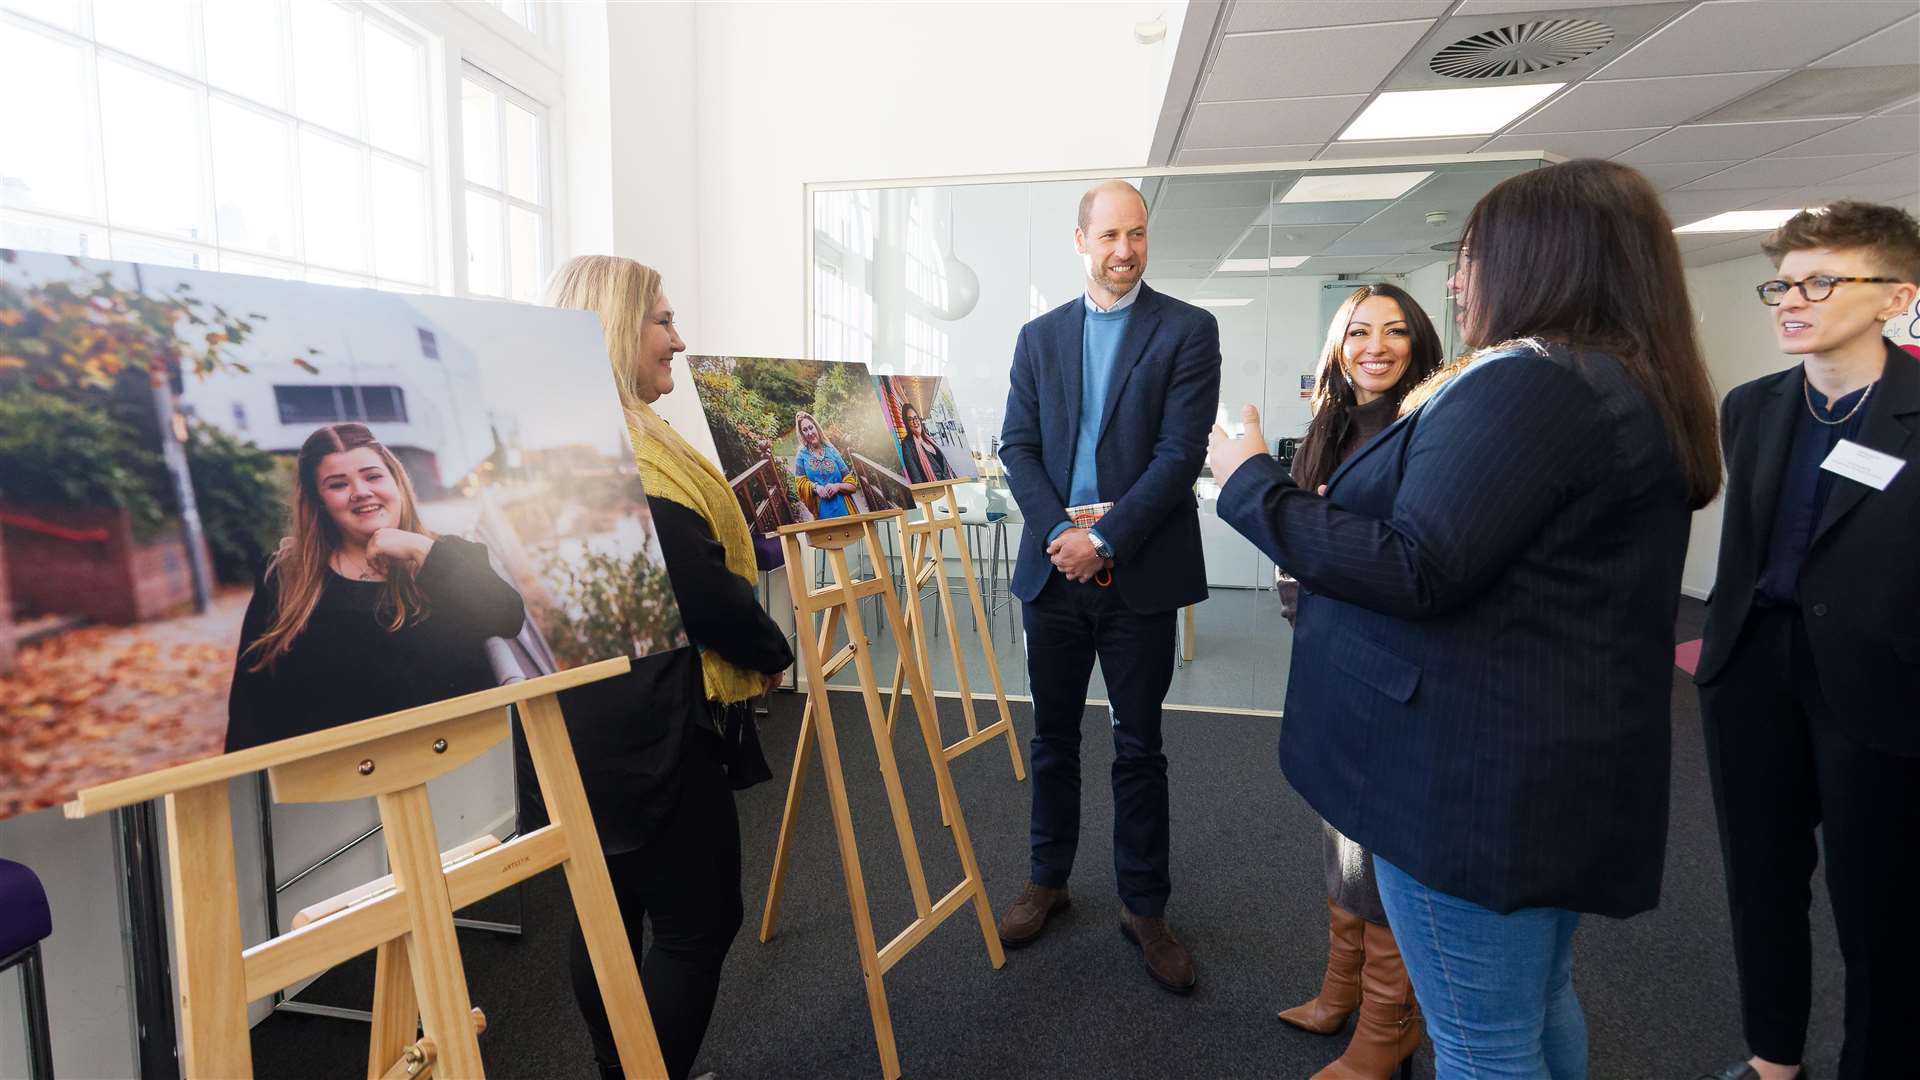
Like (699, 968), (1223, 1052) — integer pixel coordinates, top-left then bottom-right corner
(1428, 19), (1616, 81)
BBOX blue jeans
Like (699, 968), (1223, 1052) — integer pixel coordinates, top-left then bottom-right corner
(1374, 856), (1588, 1080)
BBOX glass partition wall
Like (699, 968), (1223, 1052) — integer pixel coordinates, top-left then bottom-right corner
(808, 156), (1545, 714)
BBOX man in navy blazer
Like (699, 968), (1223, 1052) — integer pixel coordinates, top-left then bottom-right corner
(994, 180), (1221, 993)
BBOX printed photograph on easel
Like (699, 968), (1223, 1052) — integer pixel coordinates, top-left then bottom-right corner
(874, 374), (978, 485)
(685, 355), (912, 534)
(0, 249), (686, 819)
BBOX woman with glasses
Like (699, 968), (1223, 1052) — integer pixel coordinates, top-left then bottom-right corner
(1693, 201), (1920, 1080)
(1206, 159), (1722, 1079)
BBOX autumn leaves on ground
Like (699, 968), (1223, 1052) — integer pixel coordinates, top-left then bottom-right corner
(0, 590), (245, 818)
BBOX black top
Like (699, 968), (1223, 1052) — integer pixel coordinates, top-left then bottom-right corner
(1755, 379), (1870, 604)
(225, 536), (527, 752)
(1278, 394), (1399, 621)
(1221, 344), (1692, 916)
(521, 495), (795, 855)
(1696, 338), (1920, 755)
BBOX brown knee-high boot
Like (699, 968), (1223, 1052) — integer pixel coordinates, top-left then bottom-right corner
(1311, 920), (1423, 1080)
(1278, 899), (1365, 1034)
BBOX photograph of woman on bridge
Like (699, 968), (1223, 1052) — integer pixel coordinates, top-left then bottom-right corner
(686, 355), (911, 535)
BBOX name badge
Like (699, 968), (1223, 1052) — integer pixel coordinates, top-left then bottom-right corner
(1820, 439), (1906, 491)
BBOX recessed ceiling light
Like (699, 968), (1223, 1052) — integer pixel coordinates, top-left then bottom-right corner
(1337, 83), (1564, 140)
(1673, 208), (1808, 233)
(1279, 172), (1433, 203)
(1217, 258), (1267, 273)
(1269, 255), (1310, 269)
(1192, 297), (1254, 308)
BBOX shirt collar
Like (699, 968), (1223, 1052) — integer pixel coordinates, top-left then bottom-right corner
(1084, 280), (1142, 314)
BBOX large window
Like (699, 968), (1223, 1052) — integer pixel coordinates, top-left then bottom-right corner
(460, 65), (549, 303)
(0, 0), (560, 301)
(273, 383), (408, 425)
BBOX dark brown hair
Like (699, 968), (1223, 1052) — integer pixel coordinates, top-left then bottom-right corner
(1761, 200), (1920, 284)
(1293, 282), (1444, 492)
(1458, 158), (1722, 509)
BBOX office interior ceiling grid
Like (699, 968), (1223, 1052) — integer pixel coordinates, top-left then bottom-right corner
(1163, 0), (1920, 269)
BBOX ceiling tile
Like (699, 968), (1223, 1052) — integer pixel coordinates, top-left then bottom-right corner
(1635, 160), (1747, 189)
(1663, 189), (1765, 225)
(1676, 229), (1768, 254)
(1813, 14), (1920, 68)
(1453, 0), (1684, 13)
(1771, 179), (1920, 208)
(1680, 153), (1912, 190)
(1600, 2), (1914, 80)
(1615, 119), (1853, 163)
(1509, 71), (1785, 134)
(1174, 144), (1327, 167)
(1814, 154), (1920, 187)
(1261, 200), (1396, 226)
(1373, 254), (1446, 273)
(1762, 115), (1920, 157)
(1156, 179), (1285, 211)
(1231, 223), (1363, 259)
(1682, 236), (1771, 267)
(1203, 21), (1435, 102)
(1480, 127), (1666, 159)
(1225, 0), (1452, 35)
(1694, 65), (1920, 124)
(1298, 256), (1392, 274)
(1315, 136), (1487, 160)
(1728, 188), (1818, 209)
(1183, 96), (1369, 149)
(1884, 97), (1920, 115)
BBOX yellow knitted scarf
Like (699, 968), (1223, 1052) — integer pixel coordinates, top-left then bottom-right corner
(626, 402), (767, 705)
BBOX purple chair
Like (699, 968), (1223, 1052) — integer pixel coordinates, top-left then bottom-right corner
(0, 858), (53, 1079)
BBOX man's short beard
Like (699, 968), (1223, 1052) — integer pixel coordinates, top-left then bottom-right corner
(1093, 263), (1141, 294)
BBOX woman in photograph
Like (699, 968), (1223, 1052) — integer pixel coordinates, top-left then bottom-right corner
(898, 401), (958, 484)
(1273, 282), (1443, 1080)
(225, 422), (526, 752)
(792, 410), (859, 519)
(545, 254), (793, 1080)
(1207, 159), (1721, 1078)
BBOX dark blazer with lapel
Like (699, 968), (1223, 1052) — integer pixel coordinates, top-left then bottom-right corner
(1218, 343), (1692, 918)
(1000, 283), (1222, 613)
(1695, 340), (1920, 755)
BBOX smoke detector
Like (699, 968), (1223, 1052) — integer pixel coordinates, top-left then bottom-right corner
(1133, 18), (1167, 45)
(1430, 19), (1614, 80)
(1424, 210), (1451, 227)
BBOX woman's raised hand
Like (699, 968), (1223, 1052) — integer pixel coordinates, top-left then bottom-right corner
(366, 528), (435, 573)
(1206, 404), (1269, 487)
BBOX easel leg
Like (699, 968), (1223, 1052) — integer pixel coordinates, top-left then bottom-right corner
(831, 545), (935, 919)
(797, 585), (904, 1079)
(865, 524), (1008, 972)
(164, 785), (255, 1079)
(946, 506), (1027, 782)
(761, 604), (841, 942)
(368, 939), (418, 1080)
(378, 785), (486, 1079)
(883, 527), (925, 738)
(521, 693), (670, 1080)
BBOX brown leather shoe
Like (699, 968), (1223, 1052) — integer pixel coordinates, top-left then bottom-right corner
(1120, 912), (1196, 994)
(1279, 899), (1365, 1034)
(997, 882), (1070, 947)
(1312, 920), (1423, 1080)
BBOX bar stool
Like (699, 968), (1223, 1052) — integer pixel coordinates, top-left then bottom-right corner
(0, 858), (54, 1079)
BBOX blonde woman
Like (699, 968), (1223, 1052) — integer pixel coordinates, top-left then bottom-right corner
(791, 409), (858, 518)
(544, 255), (793, 1080)
(225, 422), (526, 751)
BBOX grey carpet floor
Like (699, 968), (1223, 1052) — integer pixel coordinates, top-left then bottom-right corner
(249, 598), (1846, 1079)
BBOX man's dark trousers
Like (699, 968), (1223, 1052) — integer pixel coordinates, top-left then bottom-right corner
(1023, 574), (1178, 918)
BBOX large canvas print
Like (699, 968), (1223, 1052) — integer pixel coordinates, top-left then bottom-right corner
(685, 356), (911, 534)
(874, 374), (979, 485)
(0, 249), (685, 818)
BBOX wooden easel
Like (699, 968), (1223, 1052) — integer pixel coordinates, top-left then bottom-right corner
(885, 479), (1024, 811)
(65, 658), (667, 1080)
(756, 510), (1004, 1080)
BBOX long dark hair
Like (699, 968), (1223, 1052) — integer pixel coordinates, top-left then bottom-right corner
(244, 423), (432, 671)
(1293, 282), (1443, 491)
(1458, 159), (1721, 508)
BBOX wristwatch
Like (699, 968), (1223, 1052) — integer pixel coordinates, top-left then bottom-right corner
(1088, 529), (1114, 560)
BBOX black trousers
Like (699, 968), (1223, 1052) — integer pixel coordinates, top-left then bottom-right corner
(1022, 574), (1178, 917)
(1699, 604), (1920, 1078)
(569, 727), (743, 1080)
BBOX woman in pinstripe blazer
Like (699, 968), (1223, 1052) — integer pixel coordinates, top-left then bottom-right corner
(1207, 160), (1723, 1080)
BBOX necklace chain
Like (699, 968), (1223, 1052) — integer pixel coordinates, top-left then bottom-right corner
(1803, 376), (1873, 427)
